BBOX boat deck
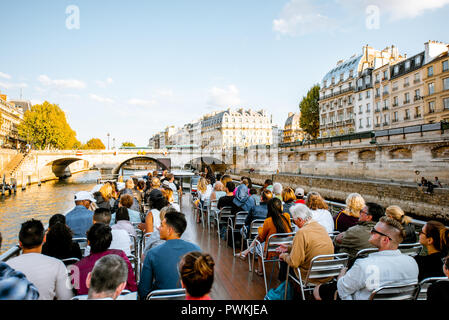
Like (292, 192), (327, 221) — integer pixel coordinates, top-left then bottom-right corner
(178, 193), (272, 300)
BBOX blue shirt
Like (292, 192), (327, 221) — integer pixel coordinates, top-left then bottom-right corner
(111, 208), (142, 225)
(0, 262), (39, 300)
(138, 239), (200, 299)
(244, 203), (268, 230)
(65, 205), (94, 238)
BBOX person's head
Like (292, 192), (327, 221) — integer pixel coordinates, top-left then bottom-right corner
(220, 175), (232, 187)
(179, 251), (215, 298)
(241, 178), (249, 187)
(119, 194), (134, 209)
(442, 255), (449, 278)
(99, 183), (113, 201)
(295, 187), (305, 199)
(161, 187), (174, 203)
(261, 189), (273, 203)
(19, 219), (45, 250)
(137, 179), (146, 191)
(197, 177), (208, 193)
(272, 182), (283, 195)
(360, 202), (384, 222)
(149, 189), (169, 210)
(264, 179), (273, 187)
(267, 198), (291, 233)
(290, 203), (312, 228)
(158, 212), (187, 240)
(115, 207), (130, 222)
(166, 173), (174, 182)
(385, 205), (412, 225)
(306, 191), (328, 210)
(147, 172), (153, 179)
(419, 221), (449, 254)
(225, 181), (235, 193)
(87, 254), (128, 300)
(44, 222), (74, 254)
(369, 216), (405, 250)
(282, 187), (296, 203)
(162, 169), (168, 177)
(125, 179), (134, 190)
(74, 191), (96, 209)
(151, 177), (161, 189)
(93, 208), (112, 225)
(48, 214), (66, 228)
(345, 193), (366, 218)
(249, 188), (258, 196)
(214, 181), (224, 192)
(87, 223), (113, 254)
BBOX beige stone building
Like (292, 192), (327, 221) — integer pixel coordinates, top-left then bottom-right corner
(0, 91), (25, 148)
(282, 112), (305, 143)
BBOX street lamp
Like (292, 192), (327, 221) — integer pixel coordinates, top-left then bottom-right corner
(107, 133), (110, 150)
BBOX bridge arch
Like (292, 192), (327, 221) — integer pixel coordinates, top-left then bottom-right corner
(42, 157), (89, 178)
(184, 156), (230, 172)
(111, 156), (169, 175)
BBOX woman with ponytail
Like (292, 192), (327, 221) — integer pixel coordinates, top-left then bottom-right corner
(415, 220), (449, 280)
(385, 205), (417, 243)
(179, 251), (215, 300)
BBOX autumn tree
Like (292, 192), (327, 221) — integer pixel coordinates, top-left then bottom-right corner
(82, 138), (106, 150)
(18, 101), (80, 150)
(121, 141), (136, 147)
(299, 84), (320, 139)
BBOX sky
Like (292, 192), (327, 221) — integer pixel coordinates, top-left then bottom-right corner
(1, 0), (448, 147)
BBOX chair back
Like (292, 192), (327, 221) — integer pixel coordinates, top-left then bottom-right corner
(398, 242), (423, 257)
(354, 247), (379, 260)
(417, 277), (448, 300)
(328, 231), (340, 241)
(233, 211), (248, 229)
(369, 282), (420, 300)
(263, 232), (296, 260)
(303, 253), (349, 285)
(72, 237), (88, 256)
(61, 257), (80, 266)
(146, 288), (186, 300)
(217, 206), (234, 224)
(246, 219), (265, 240)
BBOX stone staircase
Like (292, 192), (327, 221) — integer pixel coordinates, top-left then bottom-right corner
(0, 152), (28, 182)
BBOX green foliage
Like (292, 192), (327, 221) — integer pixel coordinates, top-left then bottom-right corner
(82, 138), (105, 150)
(17, 101), (80, 150)
(299, 84), (320, 139)
(121, 141), (136, 147)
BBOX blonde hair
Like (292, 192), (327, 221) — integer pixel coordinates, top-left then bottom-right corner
(151, 177), (161, 188)
(306, 191), (328, 210)
(162, 187), (174, 203)
(385, 205), (412, 225)
(99, 184), (113, 201)
(345, 193), (365, 218)
(282, 187), (296, 203)
(197, 177), (207, 194)
(125, 179), (134, 189)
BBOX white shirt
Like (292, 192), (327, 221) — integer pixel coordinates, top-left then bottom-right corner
(199, 184), (213, 202)
(109, 229), (132, 256)
(6, 253), (74, 300)
(310, 209), (334, 233)
(337, 249), (419, 300)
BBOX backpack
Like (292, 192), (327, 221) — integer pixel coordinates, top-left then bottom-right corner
(264, 280), (294, 300)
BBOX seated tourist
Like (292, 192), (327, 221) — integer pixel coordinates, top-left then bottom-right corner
(294, 187), (306, 204)
(65, 191), (96, 238)
(249, 188), (260, 206)
(210, 181), (227, 203)
(233, 183), (256, 214)
(179, 251), (215, 300)
(278, 203), (334, 291)
(314, 216), (419, 300)
(333, 193), (366, 233)
(415, 220), (449, 281)
(6, 219), (74, 300)
(217, 181), (240, 214)
(138, 212), (201, 299)
(305, 191), (334, 233)
(138, 189), (168, 234)
(281, 186), (297, 214)
(272, 183), (283, 201)
(0, 231), (39, 300)
(334, 202), (384, 263)
(427, 255), (449, 301)
(86, 255), (129, 300)
(73, 223), (137, 295)
(111, 194), (142, 224)
(385, 205), (416, 243)
(111, 207), (136, 238)
(243, 189), (273, 238)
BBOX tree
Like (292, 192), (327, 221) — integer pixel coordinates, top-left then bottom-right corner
(17, 101), (80, 150)
(121, 141), (136, 147)
(299, 84), (320, 139)
(82, 138), (105, 150)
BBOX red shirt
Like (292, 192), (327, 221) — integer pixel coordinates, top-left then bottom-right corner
(294, 199), (306, 204)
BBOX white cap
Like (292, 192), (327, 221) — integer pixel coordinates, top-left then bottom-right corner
(74, 191), (96, 203)
(295, 187), (304, 197)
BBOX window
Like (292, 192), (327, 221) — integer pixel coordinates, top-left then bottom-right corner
(349, 69), (354, 78)
(405, 60), (411, 69)
(340, 73), (344, 81)
(393, 96), (399, 106)
(443, 60), (449, 72)
(359, 105), (363, 114)
(404, 92), (410, 104)
(414, 73), (420, 82)
(415, 106), (421, 117)
(366, 75), (371, 83)
(404, 77), (410, 87)
(366, 117), (371, 127)
(366, 90), (371, 98)
(428, 66), (434, 77)
(359, 92), (362, 100)
(383, 70), (388, 80)
(383, 85), (389, 94)
(359, 118), (363, 128)
(415, 89), (421, 98)
(444, 78), (449, 90)
(405, 109), (410, 120)
(323, 80), (327, 88)
(366, 103), (371, 112)
(393, 81), (398, 90)
(428, 82), (435, 95)
(394, 65), (399, 75)
(358, 79), (363, 87)
(393, 111), (398, 122)
(444, 97), (449, 109)
(429, 101), (435, 113)
(375, 73), (380, 82)
(415, 55), (421, 65)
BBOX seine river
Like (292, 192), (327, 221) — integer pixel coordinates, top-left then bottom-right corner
(0, 170), (101, 254)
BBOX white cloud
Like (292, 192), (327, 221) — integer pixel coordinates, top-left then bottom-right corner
(127, 98), (157, 107)
(0, 72), (11, 79)
(207, 84), (242, 108)
(155, 89), (174, 97)
(95, 77), (113, 88)
(0, 81), (28, 89)
(89, 93), (115, 103)
(38, 74), (86, 89)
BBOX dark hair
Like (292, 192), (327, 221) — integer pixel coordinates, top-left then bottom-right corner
(179, 251), (215, 297)
(116, 207), (129, 222)
(19, 219), (44, 249)
(266, 198), (292, 234)
(226, 181), (236, 192)
(424, 221), (449, 254)
(149, 190), (168, 210)
(249, 188), (258, 195)
(0, 231), (3, 249)
(164, 212), (187, 236)
(366, 202), (384, 222)
(89, 255), (128, 296)
(264, 179), (273, 186)
(43, 222), (74, 259)
(49, 214), (66, 228)
(120, 194), (134, 209)
(87, 223), (113, 254)
(137, 180), (146, 190)
(94, 208), (112, 224)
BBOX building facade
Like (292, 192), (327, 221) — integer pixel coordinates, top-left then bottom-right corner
(0, 92), (25, 148)
(282, 112), (305, 143)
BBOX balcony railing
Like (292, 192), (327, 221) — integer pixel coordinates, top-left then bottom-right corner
(414, 95), (422, 101)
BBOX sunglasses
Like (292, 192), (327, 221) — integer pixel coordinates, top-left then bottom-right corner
(370, 227), (392, 240)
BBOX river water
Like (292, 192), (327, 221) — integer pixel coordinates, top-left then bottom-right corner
(0, 170), (101, 255)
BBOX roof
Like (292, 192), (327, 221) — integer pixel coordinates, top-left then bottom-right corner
(322, 54), (363, 84)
